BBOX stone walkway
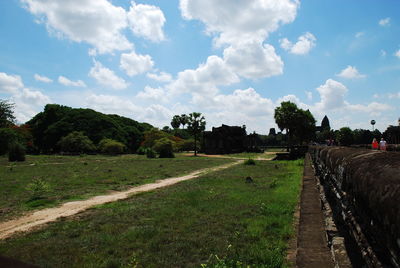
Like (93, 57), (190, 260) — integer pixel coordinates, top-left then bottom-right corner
(296, 154), (334, 267)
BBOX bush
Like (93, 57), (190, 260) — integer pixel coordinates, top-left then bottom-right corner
(153, 138), (175, 158)
(137, 146), (147, 155)
(244, 158), (256, 165)
(26, 177), (50, 200)
(98, 138), (125, 155)
(8, 142), (26, 162)
(146, 148), (157, 158)
(58, 131), (96, 154)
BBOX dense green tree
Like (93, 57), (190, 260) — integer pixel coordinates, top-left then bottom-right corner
(384, 125), (400, 144)
(0, 128), (21, 155)
(353, 129), (373, 144)
(274, 101), (316, 148)
(171, 115), (181, 129)
(187, 112), (206, 156)
(0, 99), (16, 128)
(57, 131), (96, 154)
(153, 137), (175, 158)
(336, 127), (354, 146)
(98, 138), (125, 155)
(27, 104), (152, 153)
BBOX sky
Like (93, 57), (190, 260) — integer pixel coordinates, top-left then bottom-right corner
(0, 0), (399, 134)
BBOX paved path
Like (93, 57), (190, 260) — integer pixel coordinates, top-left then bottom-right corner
(296, 154), (334, 268)
(0, 160), (242, 240)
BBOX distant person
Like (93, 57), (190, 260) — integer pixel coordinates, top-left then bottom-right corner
(379, 138), (387, 151)
(372, 138), (379, 150)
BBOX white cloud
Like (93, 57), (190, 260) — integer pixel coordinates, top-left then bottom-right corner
(223, 41), (283, 79)
(336, 65), (366, 79)
(280, 32), (316, 55)
(355, 31), (364, 38)
(34, 74), (53, 83)
(127, 2), (166, 42)
(305, 91), (313, 101)
(147, 71), (172, 83)
(315, 79), (347, 110)
(0, 72), (24, 94)
(22, 0), (132, 54)
(0, 72), (51, 123)
(89, 60), (128, 90)
(347, 102), (393, 116)
(180, 0), (299, 47)
(395, 49), (400, 59)
(380, 49), (387, 57)
(12, 88), (52, 123)
(170, 55), (239, 95)
(379, 17), (390, 27)
(136, 86), (166, 101)
(58, 76), (86, 87)
(388, 92), (400, 99)
(120, 50), (154, 77)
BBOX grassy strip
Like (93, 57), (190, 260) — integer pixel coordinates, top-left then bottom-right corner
(0, 155), (233, 220)
(0, 159), (303, 268)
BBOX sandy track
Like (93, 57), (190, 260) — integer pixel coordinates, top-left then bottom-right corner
(0, 160), (242, 240)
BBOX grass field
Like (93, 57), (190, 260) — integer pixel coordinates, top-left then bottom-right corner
(0, 159), (303, 268)
(0, 154), (234, 220)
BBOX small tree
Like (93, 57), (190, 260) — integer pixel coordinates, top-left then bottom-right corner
(57, 131), (96, 154)
(153, 137), (175, 158)
(98, 138), (125, 155)
(171, 115), (181, 129)
(336, 127), (354, 146)
(187, 112), (206, 156)
(274, 101), (316, 149)
(0, 99), (16, 128)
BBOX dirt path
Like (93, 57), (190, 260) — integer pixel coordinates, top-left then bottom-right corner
(0, 160), (242, 240)
(184, 152), (276, 160)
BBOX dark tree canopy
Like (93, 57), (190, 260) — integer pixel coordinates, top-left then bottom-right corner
(26, 104), (152, 153)
(274, 101), (316, 146)
(187, 112), (206, 156)
(0, 99), (16, 128)
(336, 127), (354, 146)
(171, 115), (181, 129)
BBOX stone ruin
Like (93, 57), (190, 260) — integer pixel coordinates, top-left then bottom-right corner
(202, 124), (262, 154)
(310, 146), (400, 267)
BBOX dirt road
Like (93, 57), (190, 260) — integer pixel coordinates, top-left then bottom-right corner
(0, 160), (242, 240)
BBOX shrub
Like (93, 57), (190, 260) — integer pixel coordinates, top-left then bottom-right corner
(244, 158), (256, 165)
(98, 138), (125, 155)
(146, 148), (157, 158)
(8, 142), (26, 162)
(26, 177), (51, 200)
(137, 146), (147, 155)
(153, 137), (175, 158)
(58, 131), (96, 154)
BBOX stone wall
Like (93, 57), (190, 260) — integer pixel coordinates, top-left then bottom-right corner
(309, 146), (400, 267)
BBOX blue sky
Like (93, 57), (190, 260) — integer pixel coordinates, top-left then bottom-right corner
(0, 0), (399, 134)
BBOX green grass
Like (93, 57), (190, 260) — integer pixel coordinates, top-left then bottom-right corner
(0, 154), (233, 220)
(0, 159), (303, 268)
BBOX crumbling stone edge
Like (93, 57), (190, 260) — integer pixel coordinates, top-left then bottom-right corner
(311, 159), (352, 267)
